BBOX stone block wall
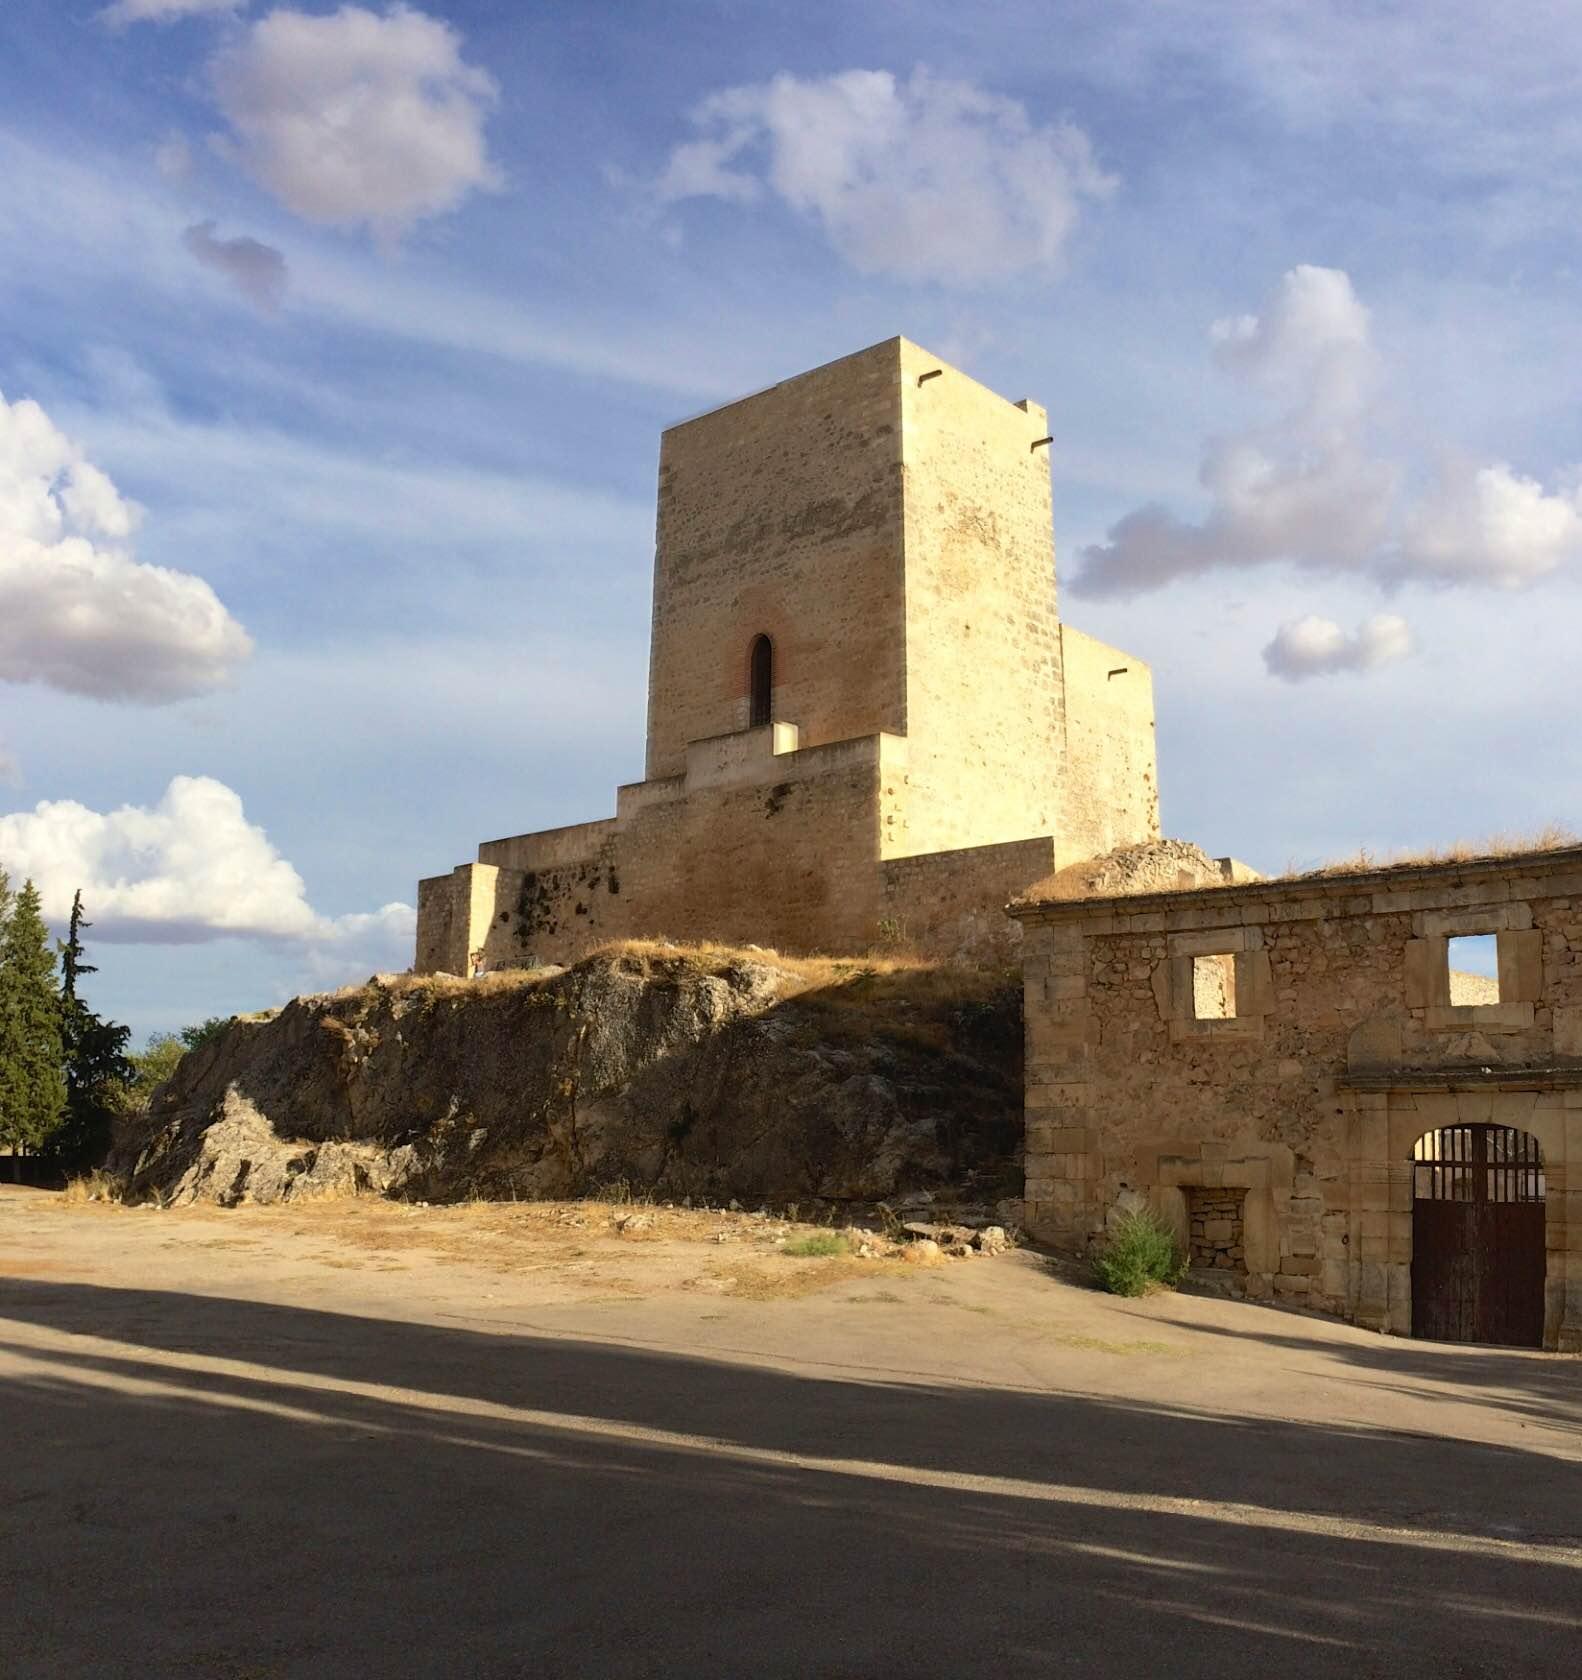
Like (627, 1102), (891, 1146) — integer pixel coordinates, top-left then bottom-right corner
(1010, 849), (1582, 1350)
(879, 835), (1057, 965)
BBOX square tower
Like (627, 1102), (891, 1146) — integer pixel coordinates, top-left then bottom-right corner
(645, 336), (1067, 856)
(645, 339), (909, 780)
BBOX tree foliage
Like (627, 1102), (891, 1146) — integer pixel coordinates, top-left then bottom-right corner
(0, 873), (68, 1167)
(52, 891), (133, 1169)
(180, 1016), (235, 1052)
(118, 1033), (188, 1119)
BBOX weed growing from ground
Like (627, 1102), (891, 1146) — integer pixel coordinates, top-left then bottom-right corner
(1091, 1212), (1186, 1297)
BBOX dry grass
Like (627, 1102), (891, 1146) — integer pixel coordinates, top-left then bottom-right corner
(59, 1169), (128, 1205)
(699, 1253), (912, 1301)
(304, 938), (998, 1017)
(141, 1196), (932, 1304)
(588, 936), (954, 993)
(1279, 825), (1581, 882)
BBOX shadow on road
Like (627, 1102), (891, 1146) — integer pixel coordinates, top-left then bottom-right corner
(2, 1278), (1579, 1678)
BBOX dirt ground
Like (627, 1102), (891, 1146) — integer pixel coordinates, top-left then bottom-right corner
(2, 1186), (1579, 1678)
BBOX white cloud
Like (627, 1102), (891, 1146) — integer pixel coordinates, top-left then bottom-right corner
(1263, 613), (1413, 681)
(182, 220), (288, 310)
(0, 775), (414, 952)
(655, 68), (1114, 284)
(1396, 460), (1582, 587)
(101, 0), (241, 25)
(1210, 261), (1375, 423)
(211, 4), (499, 237)
(0, 741), (18, 788)
(1079, 266), (1395, 596)
(0, 390), (251, 703)
(1076, 264), (1582, 603)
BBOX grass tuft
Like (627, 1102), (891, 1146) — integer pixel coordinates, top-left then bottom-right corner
(1091, 1212), (1187, 1298)
(59, 1169), (128, 1205)
(781, 1232), (850, 1258)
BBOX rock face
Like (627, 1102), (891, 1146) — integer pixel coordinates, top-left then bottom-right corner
(112, 947), (1023, 1211)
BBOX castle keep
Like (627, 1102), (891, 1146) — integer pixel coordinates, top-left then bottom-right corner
(416, 337), (1160, 973)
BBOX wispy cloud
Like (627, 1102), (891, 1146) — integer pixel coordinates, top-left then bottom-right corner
(100, 0), (241, 27)
(0, 130), (745, 403)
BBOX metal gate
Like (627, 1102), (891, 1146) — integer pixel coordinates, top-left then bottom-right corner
(1411, 1123), (1545, 1347)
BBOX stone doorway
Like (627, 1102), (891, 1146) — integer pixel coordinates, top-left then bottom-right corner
(1186, 1187), (1247, 1275)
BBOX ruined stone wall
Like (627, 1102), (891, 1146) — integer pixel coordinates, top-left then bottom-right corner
(645, 341), (907, 780)
(1057, 625), (1160, 866)
(1012, 850), (1582, 1350)
(894, 340), (1066, 857)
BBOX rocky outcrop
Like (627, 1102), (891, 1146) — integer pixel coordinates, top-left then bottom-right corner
(111, 946), (1022, 1212)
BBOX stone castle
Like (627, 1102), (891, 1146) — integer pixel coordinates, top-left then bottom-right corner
(410, 332), (1579, 1351)
(416, 337), (1168, 974)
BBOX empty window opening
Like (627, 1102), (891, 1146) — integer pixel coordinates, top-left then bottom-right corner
(1192, 952), (1237, 1019)
(749, 634), (773, 728)
(1447, 933), (1500, 1006)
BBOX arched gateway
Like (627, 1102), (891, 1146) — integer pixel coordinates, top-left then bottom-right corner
(1411, 1124), (1546, 1347)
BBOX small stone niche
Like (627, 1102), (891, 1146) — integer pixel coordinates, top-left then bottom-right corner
(1186, 1187), (1247, 1273)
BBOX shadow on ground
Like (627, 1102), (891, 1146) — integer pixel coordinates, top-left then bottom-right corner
(1149, 1307), (1582, 1437)
(2, 1278), (1579, 1678)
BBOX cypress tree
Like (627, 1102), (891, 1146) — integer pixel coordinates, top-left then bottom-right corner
(54, 891), (133, 1170)
(0, 878), (67, 1175)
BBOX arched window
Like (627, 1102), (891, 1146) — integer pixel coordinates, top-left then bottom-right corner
(749, 634), (773, 727)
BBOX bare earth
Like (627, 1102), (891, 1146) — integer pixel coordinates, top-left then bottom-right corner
(2, 1188), (1579, 1679)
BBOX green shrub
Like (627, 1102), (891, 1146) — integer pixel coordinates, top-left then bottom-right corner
(782, 1232), (849, 1258)
(1090, 1211), (1187, 1297)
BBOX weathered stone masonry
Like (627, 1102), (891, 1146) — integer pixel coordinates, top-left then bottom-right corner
(417, 337), (1161, 973)
(1009, 849), (1582, 1351)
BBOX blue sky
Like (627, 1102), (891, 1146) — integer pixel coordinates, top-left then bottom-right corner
(1, 0), (1579, 1039)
